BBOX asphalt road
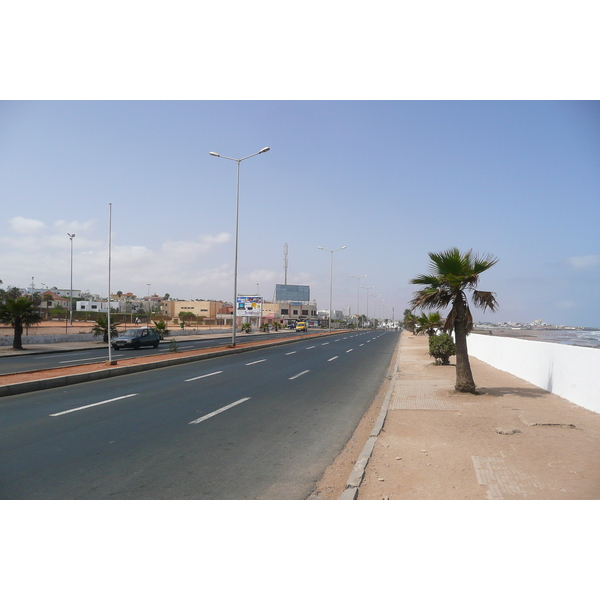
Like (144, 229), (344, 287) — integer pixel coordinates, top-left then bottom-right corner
(0, 331), (288, 375)
(0, 330), (399, 499)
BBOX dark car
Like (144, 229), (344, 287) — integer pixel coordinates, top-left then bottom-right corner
(112, 327), (160, 350)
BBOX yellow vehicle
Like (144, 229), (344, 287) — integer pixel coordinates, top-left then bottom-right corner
(295, 321), (307, 332)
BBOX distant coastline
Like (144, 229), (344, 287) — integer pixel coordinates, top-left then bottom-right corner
(472, 327), (600, 349)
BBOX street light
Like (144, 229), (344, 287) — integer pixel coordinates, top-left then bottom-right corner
(210, 147), (270, 347)
(67, 233), (75, 325)
(318, 246), (347, 332)
(349, 274), (367, 329)
(361, 285), (375, 328)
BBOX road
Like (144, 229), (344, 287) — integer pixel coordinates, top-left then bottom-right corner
(0, 331), (291, 375)
(0, 330), (399, 499)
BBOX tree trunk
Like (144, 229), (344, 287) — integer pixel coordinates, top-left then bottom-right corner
(13, 319), (23, 350)
(453, 295), (477, 394)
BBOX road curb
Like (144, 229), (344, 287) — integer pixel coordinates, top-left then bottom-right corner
(339, 334), (402, 499)
(0, 331), (345, 398)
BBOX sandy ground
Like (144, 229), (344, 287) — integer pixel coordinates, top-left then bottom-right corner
(312, 331), (600, 500)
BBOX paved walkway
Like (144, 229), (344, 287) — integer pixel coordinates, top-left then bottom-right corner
(344, 331), (600, 500)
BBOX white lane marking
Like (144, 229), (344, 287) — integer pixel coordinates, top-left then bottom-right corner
(289, 370), (310, 380)
(360, 344), (364, 346)
(35, 351), (92, 360)
(328, 356), (339, 361)
(245, 359), (267, 366)
(189, 397), (251, 425)
(50, 394), (138, 417)
(58, 354), (125, 364)
(321, 342), (329, 345)
(346, 349), (353, 353)
(285, 351), (297, 355)
(306, 346), (316, 349)
(185, 370), (223, 382)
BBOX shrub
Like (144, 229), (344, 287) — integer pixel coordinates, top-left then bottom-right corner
(429, 333), (456, 365)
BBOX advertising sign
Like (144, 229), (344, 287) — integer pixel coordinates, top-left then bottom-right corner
(236, 296), (263, 317)
(275, 284), (310, 302)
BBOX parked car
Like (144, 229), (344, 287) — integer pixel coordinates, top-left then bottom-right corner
(111, 327), (160, 350)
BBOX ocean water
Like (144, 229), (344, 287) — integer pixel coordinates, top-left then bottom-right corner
(513, 329), (600, 349)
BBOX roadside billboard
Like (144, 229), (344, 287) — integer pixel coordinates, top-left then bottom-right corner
(236, 296), (263, 317)
(275, 284), (310, 302)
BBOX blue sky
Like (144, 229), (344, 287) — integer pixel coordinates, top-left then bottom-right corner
(1, 100), (598, 327)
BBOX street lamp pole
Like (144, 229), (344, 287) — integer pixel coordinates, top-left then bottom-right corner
(67, 233), (75, 326)
(210, 147), (270, 347)
(318, 246), (347, 332)
(349, 274), (367, 329)
(361, 285), (375, 328)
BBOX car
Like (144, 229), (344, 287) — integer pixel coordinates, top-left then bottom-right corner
(111, 327), (160, 350)
(295, 321), (307, 332)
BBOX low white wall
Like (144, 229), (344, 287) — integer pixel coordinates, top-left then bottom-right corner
(468, 334), (600, 414)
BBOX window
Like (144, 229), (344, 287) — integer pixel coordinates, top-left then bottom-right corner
(281, 309), (289, 315)
(302, 310), (308, 315)
(293, 310), (298, 315)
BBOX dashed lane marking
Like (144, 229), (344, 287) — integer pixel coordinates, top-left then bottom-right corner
(189, 397), (251, 425)
(289, 370), (310, 380)
(185, 371), (223, 382)
(50, 394), (138, 417)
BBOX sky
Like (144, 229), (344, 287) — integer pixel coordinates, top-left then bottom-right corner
(1, 100), (598, 327)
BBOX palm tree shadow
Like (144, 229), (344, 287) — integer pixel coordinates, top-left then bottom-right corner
(476, 386), (551, 399)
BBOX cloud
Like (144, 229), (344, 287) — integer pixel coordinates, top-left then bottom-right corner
(565, 254), (600, 270)
(161, 233), (230, 263)
(10, 216), (46, 235)
(54, 219), (96, 232)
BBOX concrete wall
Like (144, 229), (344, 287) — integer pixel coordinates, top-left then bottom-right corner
(0, 333), (98, 346)
(468, 334), (600, 414)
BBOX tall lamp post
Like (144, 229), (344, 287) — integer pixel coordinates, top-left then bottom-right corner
(67, 233), (75, 326)
(210, 147), (270, 347)
(318, 246), (347, 332)
(349, 274), (367, 329)
(361, 285), (375, 328)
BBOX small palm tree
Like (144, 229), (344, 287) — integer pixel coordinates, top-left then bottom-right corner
(415, 311), (445, 336)
(0, 297), (43, 349)
(410, 248), (498, 393)
(91, 313), (118, 343)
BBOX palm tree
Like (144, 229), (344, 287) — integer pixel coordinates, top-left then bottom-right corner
(415, 311), (445, 336)
(409, 248), (498, 393)
(90, 313), (118, 343)
(0, 297), (43, 350)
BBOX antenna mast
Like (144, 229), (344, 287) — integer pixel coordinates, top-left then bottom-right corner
(283, 243), (288, 284)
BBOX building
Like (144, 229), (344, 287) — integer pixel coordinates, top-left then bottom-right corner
(160, 300), (225, 325)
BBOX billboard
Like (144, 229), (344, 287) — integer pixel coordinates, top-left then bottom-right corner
(236, 296), (262, 317)
(275, 284), (310, 302)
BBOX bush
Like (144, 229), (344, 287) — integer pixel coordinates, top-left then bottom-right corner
(428, 333), (456, 365)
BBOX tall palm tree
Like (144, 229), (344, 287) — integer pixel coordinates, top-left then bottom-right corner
(0, 297), (43, 350)
(409, 248), (498, 393)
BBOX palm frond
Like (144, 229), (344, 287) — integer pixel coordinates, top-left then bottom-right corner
(471, 290), (499, 312)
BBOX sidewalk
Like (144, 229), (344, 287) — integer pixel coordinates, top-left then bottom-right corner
(341, 331), (600, 500)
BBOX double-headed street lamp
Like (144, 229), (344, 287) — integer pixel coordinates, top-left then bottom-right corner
(318, 245), (347, 332)
(210, 147), (270, 347)
(349, 274), (367, 328)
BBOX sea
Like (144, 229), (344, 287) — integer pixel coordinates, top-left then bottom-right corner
(495, 329), (600, 349)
